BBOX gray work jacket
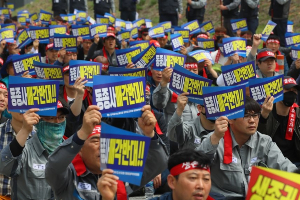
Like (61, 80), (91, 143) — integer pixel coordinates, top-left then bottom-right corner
(45, 132), (168, 200)
(152, 84), (198, 124)
(196, 129), (298, 198)
(167, 112), (210, 149)
(0, 134), (51, 200)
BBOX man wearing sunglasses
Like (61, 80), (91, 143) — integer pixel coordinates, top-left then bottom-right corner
(196, 96), (298, 199)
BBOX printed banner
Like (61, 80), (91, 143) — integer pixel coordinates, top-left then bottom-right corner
(188, 50), (214, 64)
(154, 48), (186, 70)
(133, 18), (145, 28)
(285, 33), (300, 47)
(171, 33), (184, 51)
(7, 3), (14, 11)
(169, 64), (212, 105)
(116, 47), (141, 67)
(17, 10), (29, 19)
(117, 31), (131, 42)
(197, 38), (215, 51)
(104, 13), (115, 24)
(96, 15), (109, 24)
(173, 28), (190, 43)
(72, 25), (90, 39)
(16, 29), (32, 49)
(18, 15), (27, 26)
(221, 61), (256, 86)
(53, 34), (77, 52)
(93, 76), (146, 117)
(69, 60), (102, 86)
(287, 21), (293, 33)
(130, 27), (138, 39)
(109, 67), (146, 79)
(148, 26), (165, 38)
(86, 16), (96, 25)
(30, 13), (39, 22)
(100, 122), (151, 186)
(202, 85), (246, 120)
(131, 44), (156, 68)
(49, 25), (67, 38)
(261, 20), (277, 41)
(115, 18), (126, 29)
(33, 61), (63, 80)
(199, 21), (215, 33)
(8, 76), (59, 116)
(181, 20), (200, 34)
(126, 21), (133, 30)
(29, 26), (50, 43)
(0, 28), (14, 43)
(39, 9), (52, 25)
(230, 19), (248, 32)
(157, 21), (172, 33)
(291, 46), (300, 60)
(90, 24), (107, 38)
(129, 40), (150, 52)
(222, 37), (247, 57)
(60, 14), (76, 22)
(74, 10), (87, 19)
(145, 19), (152, 28)
(12, 53), (41, 76)
(246, 166), (300, 200)
(249, 75), (283, 104)
(0, 8), (9, 18)
(1, 23), (16, 32)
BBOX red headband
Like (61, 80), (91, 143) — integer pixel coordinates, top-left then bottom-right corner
(284, 78), (297, 85)
(256, 51), (275, 60)
(170, 161), (210, 176)
(63, 65), (69, 73)
(197, 34), (208, 39)
(266, 39), (280, 44)
(88, 125), (101, 138)
(184, 63), (198, 69)
(0, 83), (7, 91)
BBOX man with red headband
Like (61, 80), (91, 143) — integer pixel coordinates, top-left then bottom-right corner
(196, 96), (298, 198)
(258, 76), (300, 167)
(43, 43), (59, 64)
(45, 105), (168, 199)
(265, 35), (289, 75)
(98, 149), (213, 200)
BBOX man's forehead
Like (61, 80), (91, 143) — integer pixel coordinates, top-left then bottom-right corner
(181, 168), (210, 176)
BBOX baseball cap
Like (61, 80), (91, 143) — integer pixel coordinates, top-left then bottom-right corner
(283, 76), (300, 91)
(46, 43), (54, 51)
(57, 100), (69, 115)
(105, 32), (116, 39)
(256, 48), (276, 61)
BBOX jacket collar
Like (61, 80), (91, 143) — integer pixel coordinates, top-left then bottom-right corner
(72, 153), (88, 176)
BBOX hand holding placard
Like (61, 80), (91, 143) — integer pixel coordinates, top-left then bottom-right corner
(77, 105), (102, 141)
(138, 105), (156, 138)
(176, 92), (189, 116)
(261, 96), (274, 119)
(211, 116), (229, 145)
(161, 67), (173, 87)
(97, 169), (118, 200)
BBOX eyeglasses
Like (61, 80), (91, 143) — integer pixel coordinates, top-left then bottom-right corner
(243, 113), (260, 121)
(41, 116), (66, 123)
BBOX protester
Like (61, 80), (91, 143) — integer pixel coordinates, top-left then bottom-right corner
(43, 43), (59, 64)
(0, 101), (74, 200)
(258, 76), (300, 167)
(168, 92), (215, 149)
(54, 48), (78, 66)
(98, 149), (213, 200)
(269, 0), (291, 47)
(77, 39), (93, 60)
(196, 96), (298, 198)
(45, 105), (168, 199)
(158, 0), (183, 26)
(0, 81), (7, 124)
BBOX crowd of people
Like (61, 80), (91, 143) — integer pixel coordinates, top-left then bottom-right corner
(0, 0), (297, 199)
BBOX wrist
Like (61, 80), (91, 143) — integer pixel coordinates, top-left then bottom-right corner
(261, 111), (270, 119)
(160, 81), (168, 88)
(77, 128), (88, 141)
(144, 130), (155, 138)
(176, 107), (184, 116)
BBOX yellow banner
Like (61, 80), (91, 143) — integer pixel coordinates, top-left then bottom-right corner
(27, 84), (57, 105)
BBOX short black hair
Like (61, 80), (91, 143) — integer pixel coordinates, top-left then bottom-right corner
(267, 34), (281, 43)
(0, 80), (7, 87)
(245, 96), (261, 114)
(168, 149), (211, 179)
